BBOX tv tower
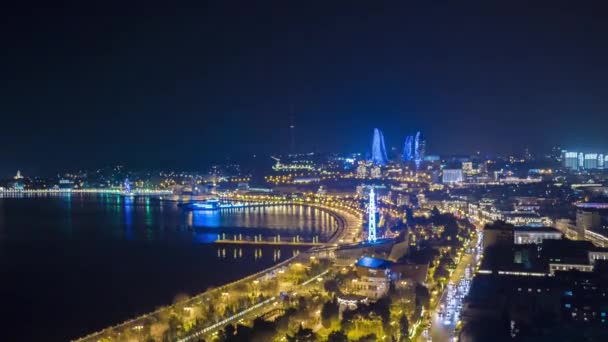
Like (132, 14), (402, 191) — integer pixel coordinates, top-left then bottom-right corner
(288, 105), (296, 155)
(368, 187), (377, 242)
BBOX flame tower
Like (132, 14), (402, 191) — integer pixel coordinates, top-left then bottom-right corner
(403, 135), (414, 161)
(368, 187), (377, 242)
(371, 128), (388, 165)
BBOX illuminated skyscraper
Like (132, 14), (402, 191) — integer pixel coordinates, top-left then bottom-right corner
(368, 187), (377, 242)
(419, 132), (426, 160)
(414, 131), (426, 162)
(598, 154), (604, 169)
(584, 154), (598, 169)
(564, 151), (579, 170)
(371, 128), (388, 166)
(442, 169), (464, 183)
(414, 132), (420, 161)
(578, 152), (584, 169)
(403, 135), (414, 161)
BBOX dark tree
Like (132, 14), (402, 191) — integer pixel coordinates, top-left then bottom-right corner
(415, 284), (430, 309)
(356, 333), (377, 342)
(321, 298), (339, 328)
(399, 314), (409, 342)
(327, 330), (348, 342)
(286, 324), (316, 342)
(324, 280), (340, 294)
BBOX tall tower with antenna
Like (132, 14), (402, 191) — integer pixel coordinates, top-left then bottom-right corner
(368, 187), (377, 242)
(288, 105), (296, 155)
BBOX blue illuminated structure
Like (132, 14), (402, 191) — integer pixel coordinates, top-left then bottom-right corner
(414, 131), (426, 167)
(191, 199), (221, 210)
(403, 135), (413, 161)
(186, 199), (246, 211)
(371, 128), (388, 165)
(356, 256), (393, 269)
(368, 187), (377, 242)
(414, 131), (421, 161)
(123, 178), (132, 195)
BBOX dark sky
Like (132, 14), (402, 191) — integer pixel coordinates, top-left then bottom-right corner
(2, 1), (608, 174)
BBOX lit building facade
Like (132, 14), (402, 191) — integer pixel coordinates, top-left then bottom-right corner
(576, 210), (601, 237)
(356, 163), (368, 178)
(442, 169), (464, 184)
(414, 131), (426, 163)
(584, 153), (598, 170)
(564, 152), (579, 170)
(403, 135), (413, 161)
(513, 227), (562, 245)
(371, 128), (388, 166)
(370, 166), (382, 179)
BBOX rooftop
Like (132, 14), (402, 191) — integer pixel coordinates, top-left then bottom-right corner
(514, 226), (561, 233)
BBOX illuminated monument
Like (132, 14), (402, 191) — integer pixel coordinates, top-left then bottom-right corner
(403, 135), (413, 161)
(123, 178), (132, 194)
(368, 187), (377, 242)
(371, 128), (388, 166)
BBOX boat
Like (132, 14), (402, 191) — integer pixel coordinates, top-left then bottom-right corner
(183, 198), (221, 210)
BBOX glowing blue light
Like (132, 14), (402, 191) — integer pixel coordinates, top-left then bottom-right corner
(371, 128), (388, 166)
(123, 178), (132, 194)
(192, 210), (221, 228)
(403, 135), (413, 161)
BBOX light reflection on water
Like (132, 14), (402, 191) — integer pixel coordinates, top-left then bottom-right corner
(0, 193), (337, 342)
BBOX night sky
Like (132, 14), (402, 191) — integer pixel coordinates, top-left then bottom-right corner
(2, 1), (608, 174)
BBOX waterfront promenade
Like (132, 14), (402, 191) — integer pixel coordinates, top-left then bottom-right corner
(73, 201), (362, 342)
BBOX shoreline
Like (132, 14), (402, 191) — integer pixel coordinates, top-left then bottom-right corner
(74, 202), (360, 342)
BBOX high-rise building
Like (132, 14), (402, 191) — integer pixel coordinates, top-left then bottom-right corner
(578, 152), (584, 169)
(576, 209), (601, 239)
(370, 166), (382, 179)
(584, 153), (598, 170)
(371, 128), (388, 166)
(403, 136), (414, 161)
(598, 154), (604, 169)
(462, 162), (473, 174)
(524, 147), (533, 161)
(442, 169), (464, 184)
(414, 131), (425, 162)
(564, 151), (579, 170)
(356, 162), (368, 178)
(418, 132), (426, 160)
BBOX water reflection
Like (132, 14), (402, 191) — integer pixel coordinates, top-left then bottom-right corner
(124, 196), (133, 240)
(192, 210), (221, 228)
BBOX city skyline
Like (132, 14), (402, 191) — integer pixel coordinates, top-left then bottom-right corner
(4, 3), (608, 342)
